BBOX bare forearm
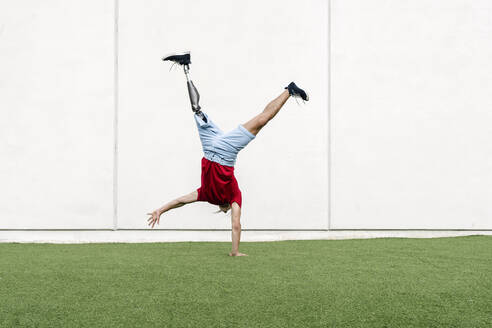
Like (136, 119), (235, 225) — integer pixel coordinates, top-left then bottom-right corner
(147, 191), (198, 229)
(231, 226), (241, 254)
(157, 191), (198, 214)
(157, 199), (184, 214)
(229, 202), (244, 256)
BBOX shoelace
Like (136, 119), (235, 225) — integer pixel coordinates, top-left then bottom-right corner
(168, 62), (177, 72)
(291, 91), (307, 105)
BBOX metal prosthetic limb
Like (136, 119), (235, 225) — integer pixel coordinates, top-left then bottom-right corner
(184, 65), (207, 123)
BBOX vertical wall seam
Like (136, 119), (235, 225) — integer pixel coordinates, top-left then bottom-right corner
(112, 0), (119, 231)
(327, 0), (332, 231)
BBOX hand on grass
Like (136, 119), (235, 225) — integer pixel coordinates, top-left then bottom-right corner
(229, 252), (248, 257)
(147, 210), (161, 228)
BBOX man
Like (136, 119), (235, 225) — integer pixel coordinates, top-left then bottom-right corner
(147, 52), (308, 256)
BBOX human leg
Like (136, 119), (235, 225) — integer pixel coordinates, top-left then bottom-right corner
(194, 111), (223, 154)
(242, 90), (290, 136)
(242, 82), (309, 136)
(184, 65), (207, 122)
(162, 52), (208, 122)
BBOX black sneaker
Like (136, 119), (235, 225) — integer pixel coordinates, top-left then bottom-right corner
(162, 52), (191, 65)
(285, 82), (309, 101)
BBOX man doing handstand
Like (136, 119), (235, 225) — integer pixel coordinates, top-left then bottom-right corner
(147, 52), (309, 256)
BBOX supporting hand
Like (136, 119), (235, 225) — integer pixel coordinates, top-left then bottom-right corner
(229, 252), (248, 257)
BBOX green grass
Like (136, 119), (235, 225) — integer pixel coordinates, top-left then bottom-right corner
(1, 236), (491, 328)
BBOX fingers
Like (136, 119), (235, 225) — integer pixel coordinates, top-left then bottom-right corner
(151, 215), (158, 228)
(228, 252), (248, 257)
(146, 211), (157, 228)
(146, 210), (162, 229)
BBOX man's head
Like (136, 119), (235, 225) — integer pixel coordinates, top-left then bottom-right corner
(218, 203), (231, 213)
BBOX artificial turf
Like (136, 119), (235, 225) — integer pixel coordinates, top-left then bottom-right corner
(0, 236), (491, 328)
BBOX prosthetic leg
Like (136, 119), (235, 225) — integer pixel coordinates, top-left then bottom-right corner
(183, 64), (207, 123)
(162, 52), (208, 123)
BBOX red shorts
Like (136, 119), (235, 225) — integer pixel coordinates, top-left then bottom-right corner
(196, 157), (242, 207)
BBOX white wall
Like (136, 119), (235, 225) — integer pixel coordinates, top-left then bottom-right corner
(116, 0), (329, 229)
(331, 0), (492, 229)
(0, 0), (115, 229)
(1, 0), (491, 233)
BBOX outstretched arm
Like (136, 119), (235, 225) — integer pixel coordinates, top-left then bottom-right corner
(229, 202), (247, 256)
(147, 190), (198, 228)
